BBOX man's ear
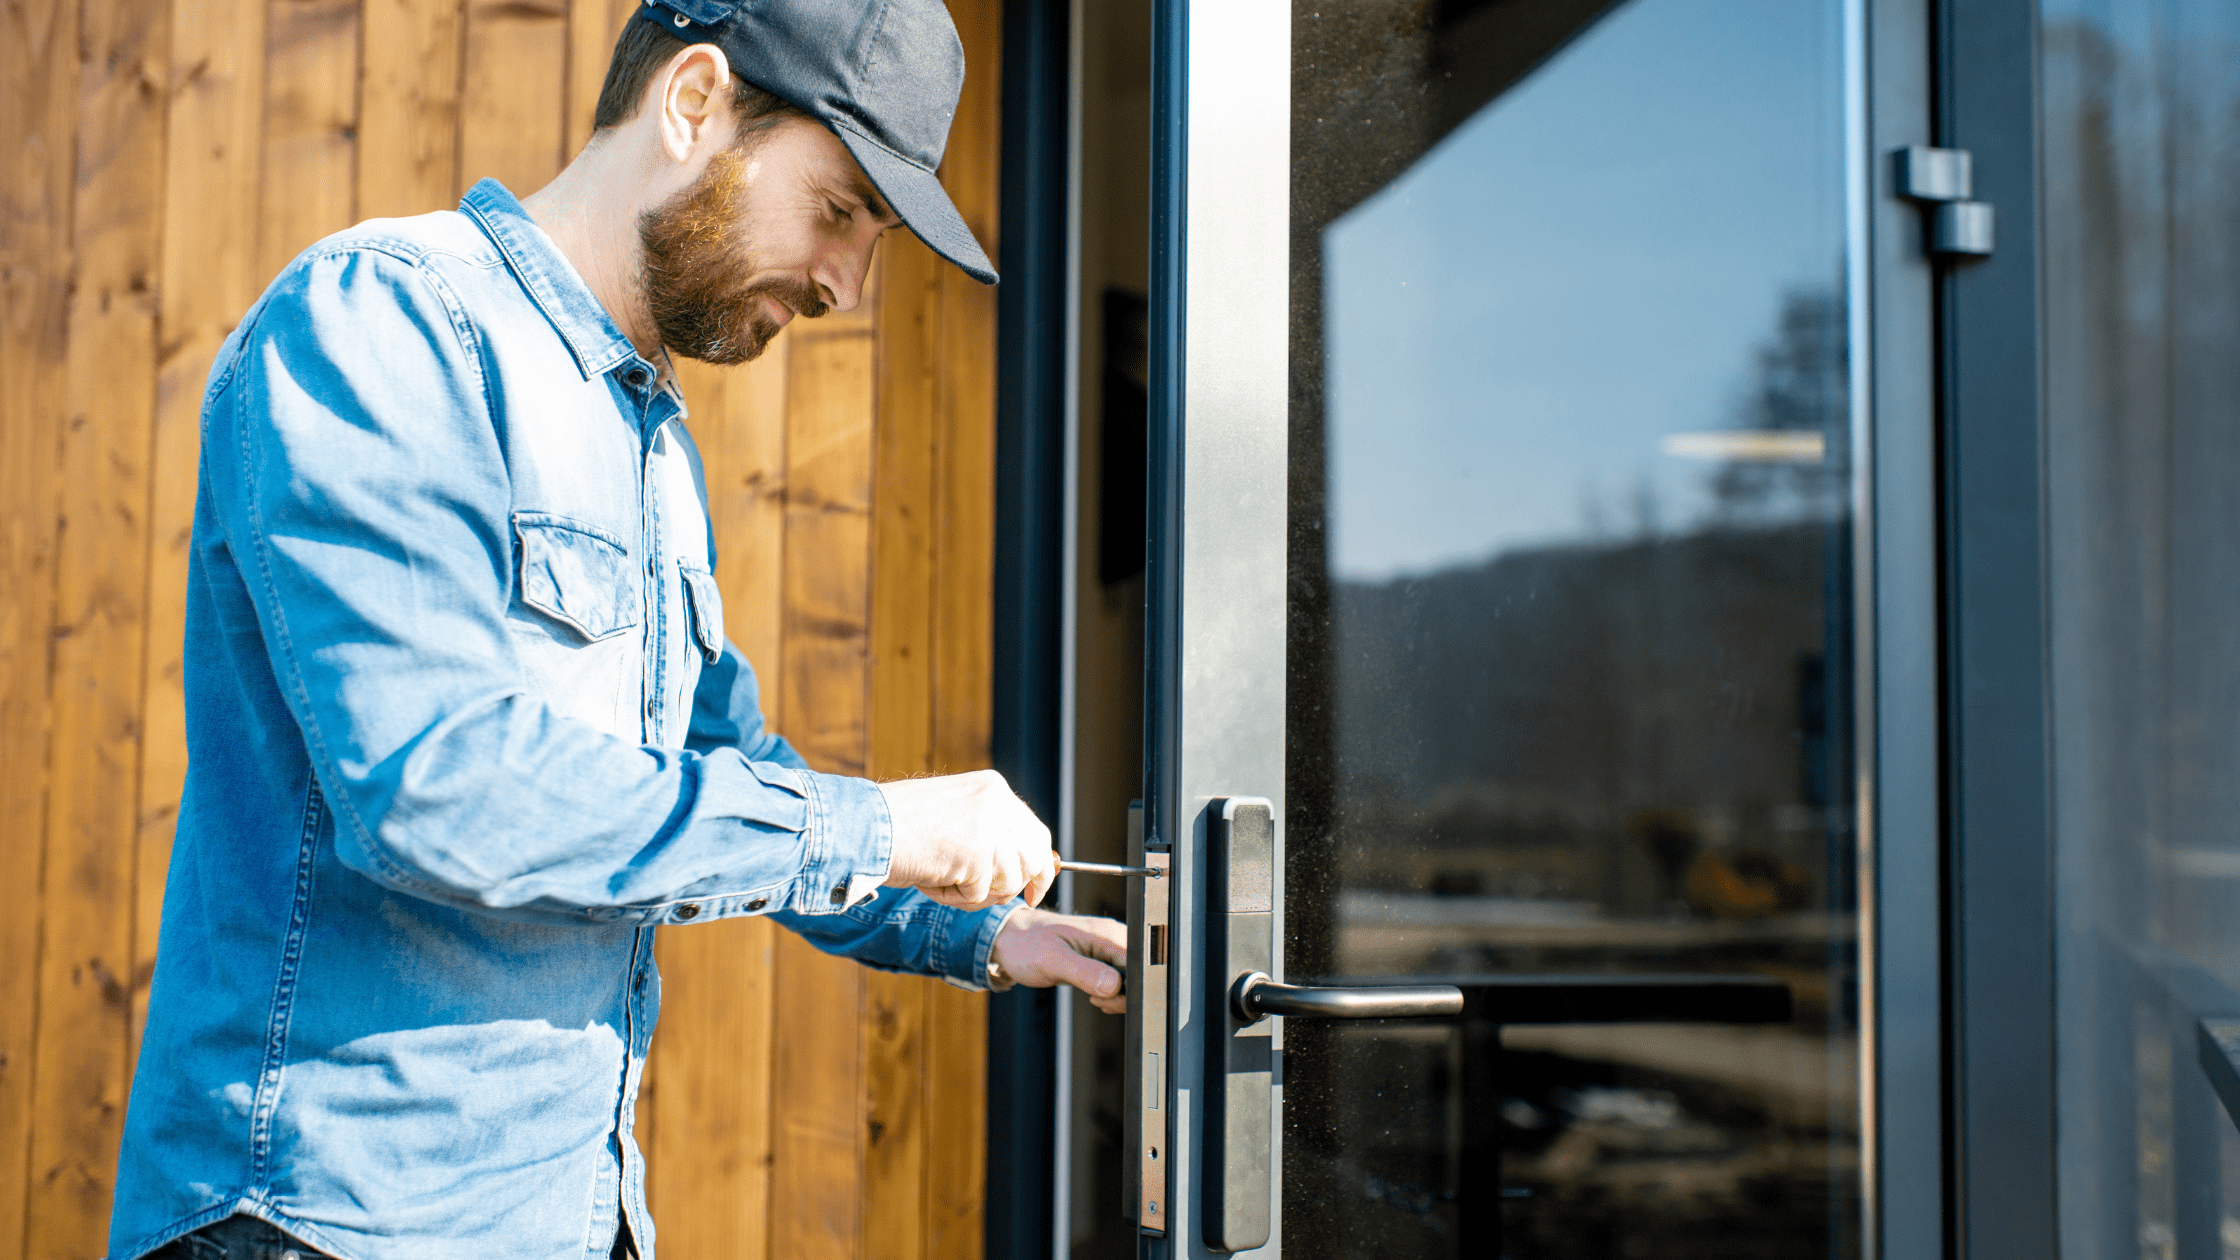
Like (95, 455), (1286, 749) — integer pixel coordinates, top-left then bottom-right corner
(651, 43), (735, 166)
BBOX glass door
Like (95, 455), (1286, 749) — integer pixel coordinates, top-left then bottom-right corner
(1125, 0), (1893, 1256)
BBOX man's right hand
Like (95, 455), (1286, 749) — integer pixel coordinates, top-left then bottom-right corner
(878, 770), (1058, 911)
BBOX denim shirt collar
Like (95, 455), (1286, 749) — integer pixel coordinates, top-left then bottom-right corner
(459, 178), (639, 382)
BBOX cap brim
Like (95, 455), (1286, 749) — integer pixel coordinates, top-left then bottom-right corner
(829, 120), (998, 286)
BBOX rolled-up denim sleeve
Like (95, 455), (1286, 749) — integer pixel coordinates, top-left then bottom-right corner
(688, 638), (1003, 982)
(204, 245), (884, 926)
(771, 892), (1019, 990)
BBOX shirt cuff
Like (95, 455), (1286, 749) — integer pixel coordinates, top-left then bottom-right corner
(786, 769), (894, 915)
(939, 898), (1022, 992)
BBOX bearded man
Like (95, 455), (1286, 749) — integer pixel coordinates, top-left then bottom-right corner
(107, 4), (1125, 1257)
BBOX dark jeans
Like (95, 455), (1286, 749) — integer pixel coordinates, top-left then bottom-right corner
(145, 1213), (638, 1260)
(145, 1216), (331, 1260)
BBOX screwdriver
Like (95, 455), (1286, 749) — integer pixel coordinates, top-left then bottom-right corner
(1055, 859), (1164, 878)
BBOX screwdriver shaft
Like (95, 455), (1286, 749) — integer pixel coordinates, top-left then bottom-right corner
(1056, 860), (1164, 879)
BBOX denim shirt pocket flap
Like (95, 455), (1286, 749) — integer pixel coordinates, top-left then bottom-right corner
(679, 562), (725, 663)
(514, 512), (637, 642)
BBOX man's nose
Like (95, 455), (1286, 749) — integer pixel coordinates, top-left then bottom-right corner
(814, 245), (871, 313)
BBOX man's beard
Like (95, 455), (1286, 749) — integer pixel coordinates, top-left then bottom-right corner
(637, 143), (827, 365)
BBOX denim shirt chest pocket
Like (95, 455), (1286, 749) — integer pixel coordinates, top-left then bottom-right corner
(510, 510), (640, 736)
(679, 562), (724, 663)
(645, 416), (718, 746)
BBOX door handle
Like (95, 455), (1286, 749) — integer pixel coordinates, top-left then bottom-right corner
(1229, 971), (1463, 1023)
(1198, 800), (1465, 1253)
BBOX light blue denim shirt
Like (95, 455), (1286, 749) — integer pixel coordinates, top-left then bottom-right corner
(108, 180), (1014, 1260)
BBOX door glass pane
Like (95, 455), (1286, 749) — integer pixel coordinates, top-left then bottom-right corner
(2041, 1), (2240, 1254)
(1283, 2), (1860, 1256)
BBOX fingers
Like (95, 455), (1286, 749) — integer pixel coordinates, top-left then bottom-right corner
(1067, 917), (1128, 962)
(1046, 939), (1123, 1002)
(920, 883), (974, 910)
(1021, 849), (1058, 908)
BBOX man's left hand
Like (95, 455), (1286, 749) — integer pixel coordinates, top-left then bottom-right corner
(989, 906), (1128, 1015)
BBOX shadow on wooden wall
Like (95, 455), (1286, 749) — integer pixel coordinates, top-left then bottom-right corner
(0, 0), (1000, 1255)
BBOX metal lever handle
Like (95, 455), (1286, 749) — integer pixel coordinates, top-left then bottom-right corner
(1229, 971), (1464, 1024)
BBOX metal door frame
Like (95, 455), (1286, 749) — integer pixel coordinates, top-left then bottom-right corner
(1142, 0), (1292, 1256)
(1129, 1), (1959, 1256)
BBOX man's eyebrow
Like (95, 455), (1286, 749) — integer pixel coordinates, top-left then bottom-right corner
(842, 170), (899, 225)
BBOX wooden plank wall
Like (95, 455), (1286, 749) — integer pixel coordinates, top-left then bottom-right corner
(0, 0), (1002, 1255)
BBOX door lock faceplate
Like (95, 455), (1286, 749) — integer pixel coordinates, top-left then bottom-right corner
(1204, 798), (1276, 1254)
(1122, 803), (1169, 1237)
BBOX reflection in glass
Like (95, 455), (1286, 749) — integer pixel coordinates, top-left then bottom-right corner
(1283, 1), (1858, 1255)
(2041, 1), (2240, 1254)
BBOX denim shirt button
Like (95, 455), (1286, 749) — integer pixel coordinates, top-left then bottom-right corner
(830, 882), (848, 906)
(625, 366), (652, 389)
(746, 898), (768, 911)
(673, 902), (700, 921)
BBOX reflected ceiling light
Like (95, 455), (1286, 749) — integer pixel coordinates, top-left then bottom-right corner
(1661, 430), (1828, 463)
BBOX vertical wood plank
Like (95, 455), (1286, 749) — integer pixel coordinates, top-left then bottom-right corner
(931, 0), (1000, 778)
(769, 931), (866, 1260)
(260, 0), (360, 279)
(864, 231), (948, 1260)
(770, 279), (881, 1260)
(0, 0), (81, 1243)
(922, 981), (989, 1260)
(138, 0), (267, 1063)
(924, 6), (999, 1258)
(777, 323), (877, 776)
(861, 970), (929, 1260)
(646, 916), (777, 1260)
(458, 0), (568, 198)
(871, 236), (944, 782)
(564, 0), (634, 159)
(700, 338), (791, 713)
(357, 0), (463, 219)
(26, 0), (172, 1248)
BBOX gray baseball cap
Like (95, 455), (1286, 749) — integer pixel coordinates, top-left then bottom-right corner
(639, 0), (997, 285)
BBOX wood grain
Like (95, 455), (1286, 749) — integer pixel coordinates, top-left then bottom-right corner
(923, 8), (1000, 1257)
(259, 0), (359, 279)
(862, 970), (929, 1260)
(0, 0), (83, 1244)
(863, 230), (947, 1260)
(0, 0), (1009, 1251)
(871, 235), (944, 782)
(25, 0), (172, 1251)
(769, 302), (878, 1258)
(770, 931), (867, 1260)
(358, 0), (463, 219)
(700, 336), (791, 718)
(139, 0), (267, 1066)
(932, 0), (1000, 778)
(923, 981), (989, 1260)
(647, 915), (778, 1260)
(459, 0), (569, 198)
(777, 324), (877, 776)
(565, 0), (635, 159)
